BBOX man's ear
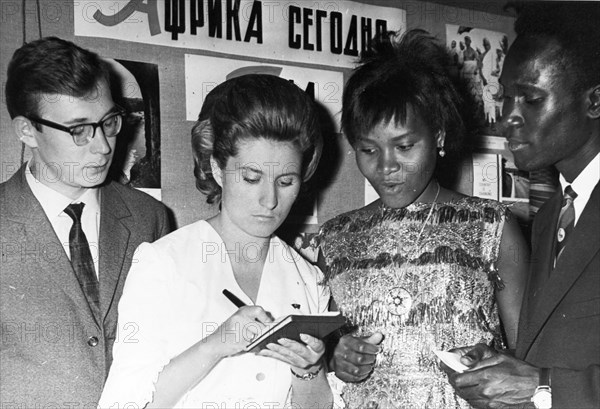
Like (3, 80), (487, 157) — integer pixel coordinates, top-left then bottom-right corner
(13, 116), (39, 148)
(210, 155), (223, 188)
(587, 85), (600, 119)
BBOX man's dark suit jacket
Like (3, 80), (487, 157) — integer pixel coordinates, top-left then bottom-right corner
(516, 182), (600, 408)
(0, 165), (171, 407)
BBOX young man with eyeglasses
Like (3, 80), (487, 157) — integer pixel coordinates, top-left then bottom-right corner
(0, 37), (171, 406)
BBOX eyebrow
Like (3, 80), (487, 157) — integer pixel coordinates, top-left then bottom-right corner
(62, 106), (120, 126)
(389, 133), (414, 141)
(240, 166), (300, 178)
(359, 133), (414, 143)
(499, 80), (544, 94)
(240, 166), (263, 174)
(515, 84), (545, 93)
(277, 171), (301, 178)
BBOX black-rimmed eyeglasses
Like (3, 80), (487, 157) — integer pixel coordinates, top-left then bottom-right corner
(28, 108), (126, 147)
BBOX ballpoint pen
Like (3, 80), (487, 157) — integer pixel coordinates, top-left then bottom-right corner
(222, 289), (246, 308)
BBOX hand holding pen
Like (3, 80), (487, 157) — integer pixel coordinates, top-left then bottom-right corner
(223, 289), (276, 322)
(222, 289), (325, 373)
(210, 289), (273, 356)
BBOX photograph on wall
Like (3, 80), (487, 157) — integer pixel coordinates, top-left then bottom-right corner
(471, 151), (502, 201)
(476, 135), (530, 226)
(107, 59), (162, 200)
(185, 55), (344, 230)
(446, 24), (508, 136)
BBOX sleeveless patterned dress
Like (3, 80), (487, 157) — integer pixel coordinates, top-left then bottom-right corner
(319, 198), (508, 409)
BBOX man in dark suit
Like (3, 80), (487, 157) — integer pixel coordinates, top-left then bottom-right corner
(447, 3), (599, 409)
(0, 37), (171, 406)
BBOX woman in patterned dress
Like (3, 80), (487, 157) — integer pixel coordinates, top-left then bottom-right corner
(319, 30), (530, 408)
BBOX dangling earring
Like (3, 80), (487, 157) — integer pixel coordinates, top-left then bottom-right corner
(437, 130), (446, 158)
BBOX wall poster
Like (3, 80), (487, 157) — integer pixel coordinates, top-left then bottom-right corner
(75, 0), (406, 69)
(107, 59), (162, 200)
(446, 24), (508, 137)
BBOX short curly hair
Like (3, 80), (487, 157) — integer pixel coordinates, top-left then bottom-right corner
(191, 74), (323, 204)
(342, 29), (466, 159)
(507, 1), (600, 92)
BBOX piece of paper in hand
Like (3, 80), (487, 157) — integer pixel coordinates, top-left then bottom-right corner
(433, 349), (470, 373)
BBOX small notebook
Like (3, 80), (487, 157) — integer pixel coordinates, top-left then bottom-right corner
(245, 311), (346, 352)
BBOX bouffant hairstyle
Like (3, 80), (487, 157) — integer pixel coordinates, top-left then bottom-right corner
(191, 74), (322, 204)
(341, 29), (466, 159)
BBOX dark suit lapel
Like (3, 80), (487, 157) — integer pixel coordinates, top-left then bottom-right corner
(520, 183), (600, 358)
(528, 190), (562, 302)
(5, 167), (99, 325)
(98, 183), (131, 322)
(516, 189), (561, 357)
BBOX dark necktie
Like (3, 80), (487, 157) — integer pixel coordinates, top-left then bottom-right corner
(64, 203), (100, 318)
(555, 185), (577, 262)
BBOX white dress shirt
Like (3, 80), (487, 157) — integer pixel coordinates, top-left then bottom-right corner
(99, 220), (332, 408)
(25, 164), (101, 277)
(559, 152), (600, 226)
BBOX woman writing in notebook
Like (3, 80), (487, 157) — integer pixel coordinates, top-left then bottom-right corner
(99, 75), (333, 408)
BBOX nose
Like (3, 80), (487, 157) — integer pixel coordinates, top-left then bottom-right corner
(89, 127), (112, 155)
(505, 115), (524, 127)
(379, 149), (400, 175)
(501, 98), (524, 130)
(259, 182), (278, 210)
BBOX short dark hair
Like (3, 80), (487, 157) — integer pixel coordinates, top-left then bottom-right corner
(5, 36), (110, 119)
(191, 74), (322, 204)
(507, 1), (600, 92)
(341, 29), (465, 157)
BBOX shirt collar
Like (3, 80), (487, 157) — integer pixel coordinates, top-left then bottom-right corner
(559, 152), (600, 199)
(25, 162), (100, 217)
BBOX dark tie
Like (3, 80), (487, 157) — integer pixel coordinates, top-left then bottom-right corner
(64, 203), (100, 318)
(555, 185), (577, 262)
(529, 167), (559, 219)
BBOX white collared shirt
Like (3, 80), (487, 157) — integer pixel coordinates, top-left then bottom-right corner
(99, 220), (332, 408)
(559, 152), (600, 226)
(25, 164), (101, 277)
